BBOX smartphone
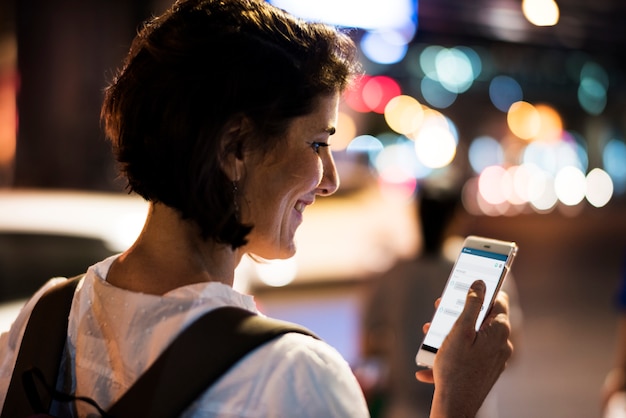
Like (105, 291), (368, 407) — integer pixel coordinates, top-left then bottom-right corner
(415, 235), (518, 368)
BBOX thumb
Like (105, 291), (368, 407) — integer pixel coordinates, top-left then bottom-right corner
(457, 280), (486, 331)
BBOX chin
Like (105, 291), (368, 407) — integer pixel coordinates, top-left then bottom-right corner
(271, 246), (297, 260)
(250, 242), (296, 261)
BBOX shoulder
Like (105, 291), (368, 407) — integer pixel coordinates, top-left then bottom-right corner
(266, 331), (351, 370)
(188, 331), (369, 417)
(239, 330), (359, 389)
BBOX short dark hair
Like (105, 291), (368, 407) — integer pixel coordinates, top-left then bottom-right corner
(102, 0), (360, 248)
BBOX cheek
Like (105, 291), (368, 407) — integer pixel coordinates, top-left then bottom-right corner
(279, 155), (323, 193)
(243, 153), (323, 222)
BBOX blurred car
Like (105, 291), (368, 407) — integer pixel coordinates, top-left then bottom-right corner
(0, 189), (149, 331)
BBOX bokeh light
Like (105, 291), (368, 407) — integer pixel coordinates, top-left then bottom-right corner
(341, 42), (622, 218)
(554, 166), (586, 206)
(456, 46), (482, 80)
(563, 130), (589, 173)
(408, 109), (459, 170)
(534, 104), (563, 142)
(413, 126), (456, 169)
(581, 61), (609, 89)
(344, 75), (372, 113)
(346, 134), (384, 163)
(505, 166), (527, 205)
(578, 78), (607, 115)
(489, 75), (523, 112)
(603, 139), (626, 194)
(254, 258), (298, 287)
(421, 76), (457, 108)
(362, 75), (402, 114)
(461, 177), (482, 215)
(360, 30), (409, 65)
(435, 47), (475, 93)
(585, 168), (613, 207)
(469, 136), (504, 174)
(507, 101), (540, 140)
(419, 45), (443, 79)
(578, 61), (608, 115)
(485, 6), (529, 43)
(522, 140), (585, 176)
(0, 78), (16, 165)
(511, 163), (539, 203)
(378, 175), (418, 202)
(375, 141), (430, 182)
(522, 0), (560, 26)
(419, 108), (458, 141)
(341, 42), (619, 218)
(384, 95), (424, 135)
(268, 0), (416, 33)
(478, 165), (509, 205)
(528, 170), (557, 212)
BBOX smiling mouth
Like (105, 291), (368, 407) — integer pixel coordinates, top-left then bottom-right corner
(295, 201), (306, 213)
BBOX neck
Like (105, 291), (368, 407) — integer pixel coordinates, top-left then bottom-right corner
(107, 202), (240, 295)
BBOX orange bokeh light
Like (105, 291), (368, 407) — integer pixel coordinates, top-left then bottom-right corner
(507, 101), (540, 140)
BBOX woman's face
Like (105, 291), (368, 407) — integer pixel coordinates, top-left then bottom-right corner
(239, 93), (340, 260)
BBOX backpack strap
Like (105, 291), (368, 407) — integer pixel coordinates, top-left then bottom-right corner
(108, 306), (318, 418)
(2, 276), (318, 418)
(2, 275), (82, 417)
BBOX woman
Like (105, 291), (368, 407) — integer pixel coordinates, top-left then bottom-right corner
(0, 0), (512, 416)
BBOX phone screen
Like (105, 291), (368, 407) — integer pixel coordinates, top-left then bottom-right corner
(421, 247), (509, 353)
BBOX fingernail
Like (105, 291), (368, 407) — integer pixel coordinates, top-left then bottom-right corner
(473, 281), (485, 291)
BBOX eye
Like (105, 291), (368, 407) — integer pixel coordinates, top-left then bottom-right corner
(308, 141), (330, 154)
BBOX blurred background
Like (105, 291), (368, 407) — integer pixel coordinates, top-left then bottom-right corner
(1, 0), (626, 417)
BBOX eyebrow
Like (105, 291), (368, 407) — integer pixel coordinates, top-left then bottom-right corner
(325, 127), (336, 136)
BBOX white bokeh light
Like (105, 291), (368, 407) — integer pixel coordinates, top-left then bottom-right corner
(254, 258), (298, 287)
(435, 47), (475, 93)
(478, 165), (509, 205)
(529, 171), (557, 211)
(269, 0), (415, 31)
(360, 30), (409, 64)
(554, 166), (586, 206)
(522, 0), (560, 26)
(375, 142), (429, 181)
(512, 163), (541, 203)
(413, 126), (457, 169)
(523, 140), (585, 176)
(585, 168), (613, 207)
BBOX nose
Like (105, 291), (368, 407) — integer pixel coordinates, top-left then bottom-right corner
(317, 152), (340, 196)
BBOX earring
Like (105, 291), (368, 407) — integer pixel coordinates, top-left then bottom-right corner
(232, 181), (240, 219)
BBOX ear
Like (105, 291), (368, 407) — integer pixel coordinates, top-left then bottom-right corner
(219, 116), (249, 182)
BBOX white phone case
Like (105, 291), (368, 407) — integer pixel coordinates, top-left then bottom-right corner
(415, 235), (517, 368)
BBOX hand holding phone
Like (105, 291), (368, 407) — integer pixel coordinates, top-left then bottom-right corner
(415, 235), (518, 368)
(416, 280), (514, 416)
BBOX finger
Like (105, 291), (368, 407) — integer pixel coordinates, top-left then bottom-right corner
(487, 291), (509, 318)
(422, 322), (430, 335)
(456, 280), (486, 331)
(434, 297), (441, 309)
(415, 369), (434, 384)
